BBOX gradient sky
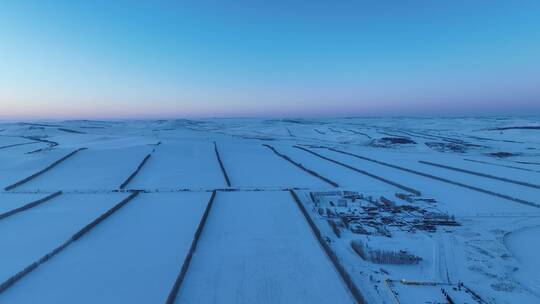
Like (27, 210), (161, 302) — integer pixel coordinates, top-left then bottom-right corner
(1, 1), (539, 119)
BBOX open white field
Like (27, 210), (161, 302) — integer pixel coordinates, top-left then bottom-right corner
(129, 140), (225, 189)
(276, 145), (400, 193)
(15, 146), (152, 191)
(505, 225), (540, 297)
(177, 191), (353, 303)
(0, 193), (126, 283)
(0, 192), (210, 303)
(0, 148), (69, 189)
(218, 141), (328, 188)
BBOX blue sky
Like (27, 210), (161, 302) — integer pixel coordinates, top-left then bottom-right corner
(1, 1), (539, 118)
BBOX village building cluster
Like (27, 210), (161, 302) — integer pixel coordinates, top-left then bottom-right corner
(309, 190), (459, 238)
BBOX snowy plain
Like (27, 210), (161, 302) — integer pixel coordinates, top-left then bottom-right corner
(0, 116), (539, 304)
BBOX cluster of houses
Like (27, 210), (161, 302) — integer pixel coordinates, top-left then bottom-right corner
(309, 190), (459, 238)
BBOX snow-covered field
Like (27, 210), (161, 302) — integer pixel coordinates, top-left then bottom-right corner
(0, 192), (210, 303)
(177, 191), (352, 303)
(129, 140), (225, 190)
(0, 193), (126, 284)
(0, 117), (538, 304)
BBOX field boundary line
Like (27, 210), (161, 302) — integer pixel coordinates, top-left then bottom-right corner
(419, 160), (540, 189)
(263, 144), (339, 187)
(166, 190), (217, 304)
(57, 128), (86, 134)
(0, 191), (62, 221)
(0, 191), (140, 294)
(294, 146), (420, 195)
(346, 129), (372, 139)
(328, 148), (540, 208)
(0, 142), (37, 150)
(290, 190), (366, 304)
(213, 142), (231, 187)
(4, 148), (87, 191)
(463, 158), (540, 173)
(119, 154), (152, 189)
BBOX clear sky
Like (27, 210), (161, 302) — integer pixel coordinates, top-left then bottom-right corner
(1, 1), (539, 119)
